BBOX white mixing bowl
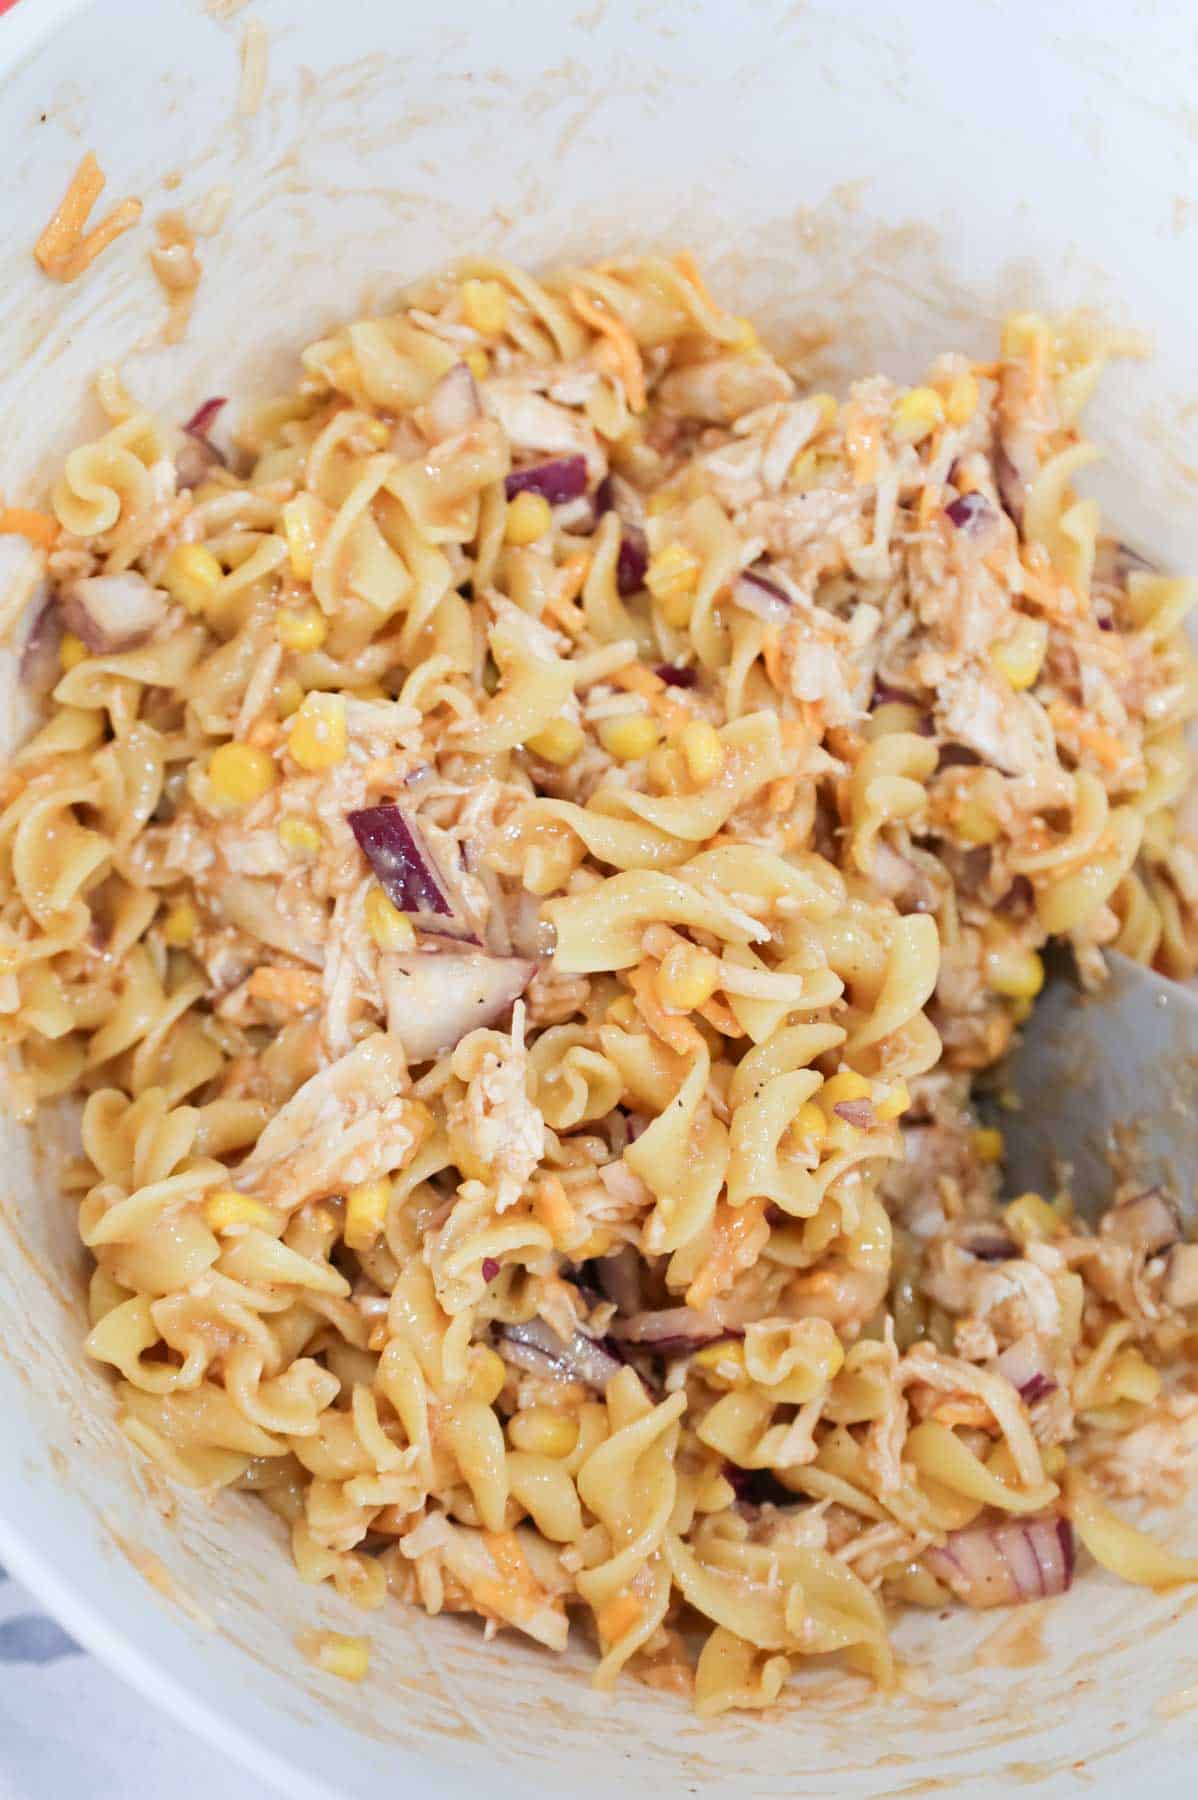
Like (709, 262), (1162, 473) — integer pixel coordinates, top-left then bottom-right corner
(1, 2), (1197, 1794)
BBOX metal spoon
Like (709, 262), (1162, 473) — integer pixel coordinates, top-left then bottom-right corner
(995, 951), (1198, 1226)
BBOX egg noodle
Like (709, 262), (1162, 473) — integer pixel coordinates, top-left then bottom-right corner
(2, 255), (1198, 1709)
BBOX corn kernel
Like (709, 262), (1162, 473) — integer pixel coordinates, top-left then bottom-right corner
(891, 386), (945, 445)
(508, 1407), (578, 1459)
(274, 676), (305, 718)
(985, 943), (1045, 1000)
(945, 372), (979, 426)
(728, 316), (758, 352)
(364, 885), (416, 952)
(162, 543), (223, 614)
(646, 541), (700, 604)
(793, 1100), (828, 1153)
(677, 718), (724, 785)
(277, 816), (321, 856)
(526, 717), (584, 765)
(344, 1178), (391, 1252)
(361, 418), (391, 448)
(464, 346), (490, 382)
(971, 1126), (1005, 1164)
(956, 799), (1001, 846)
(161, 899), (197, 947)
(204, 1188), (274, 1233)
(467, 1345), (507, 1407)
(874, 1079), (911, 1122)
(990, 616), (1048, 691)
(505, 490), (553, 546)
(288, 691), (347, 771)
(599, 713), (659, 762)
(1106, 1348), (1162, 1406)
(659, 587), (695, 629)
(1006, 1191), (1064, 1241)
(692, 1338), (746, 1386)
(460, 278), (509, 336)
(312, 1633), (370, 1683)
(276, 605), (328, 653)
(281, 496), (321, 581)
(59, 632), (87, 670)
(605, 995), (638, 1029)
(656, 942), (720, 1012)
(819, 1070), (872, 1115)
(209, 742), (277, 809)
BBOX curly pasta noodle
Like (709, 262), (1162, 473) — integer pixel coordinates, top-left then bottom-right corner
(1, 256), (1197, 1712)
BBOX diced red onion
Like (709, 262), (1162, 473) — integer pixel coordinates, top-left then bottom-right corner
(994, 447), (1026, 530)
(499, 1318), (623, 1391)
(655, 663), (698, 688)
(60, 574), (167, 652)
(945, 492), (995, 534)
(183, 397), (227, 439)
(616, 525), (648, 595)
(730, 567), (793, 624)
(964, 1232), (1018, 1264)
(1102, 1188), (1180, 1256)
(833, 1098), (876, 1129)
(178, 397), (228, 490)
(382, 952), (534, 1061)
(609, 1307), (733, 1350)
(425, 363), (482, 442)
(924, 1515), (1074, 1608)
(995, 1337), (1057, 1404)
(349, 804), (454, 917)
(17, 592), (61, 691)
(481, 1257), (500, 1282)
(505, 456), (588, 504)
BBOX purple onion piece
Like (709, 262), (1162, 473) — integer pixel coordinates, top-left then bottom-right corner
(505, 455), (588, 505)
(499, 1318), (622, 1392)
(425, 363), (482, 442)
(655, 663), (698, 688)
(946, 491), (995, 534)
(995, 1337), (1057, 1404)
(183, 397), (227, 439)
(348, 804), (453, 917)
(481, 1258), (500, 1282)
(1101, 1188), (1180, 1256)
(994, 447), (1026, 530)
(731, 567), (793, 625)
(925, 1515), (1074, 1608)
(965, 1234), (1018, 1264)
(18, 594), (62, 692)
(178, 397), (228, 489)
(609, 1307), (738, 1349)
(832, 1098), (875, 1129)
(60, 574), (166, 653)
(616, 525), (648, 595)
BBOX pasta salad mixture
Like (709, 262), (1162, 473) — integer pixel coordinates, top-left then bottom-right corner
(2, 254), (1198, 1712)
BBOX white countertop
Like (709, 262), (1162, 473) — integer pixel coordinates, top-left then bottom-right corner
(0, 1564), (268, 1800)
